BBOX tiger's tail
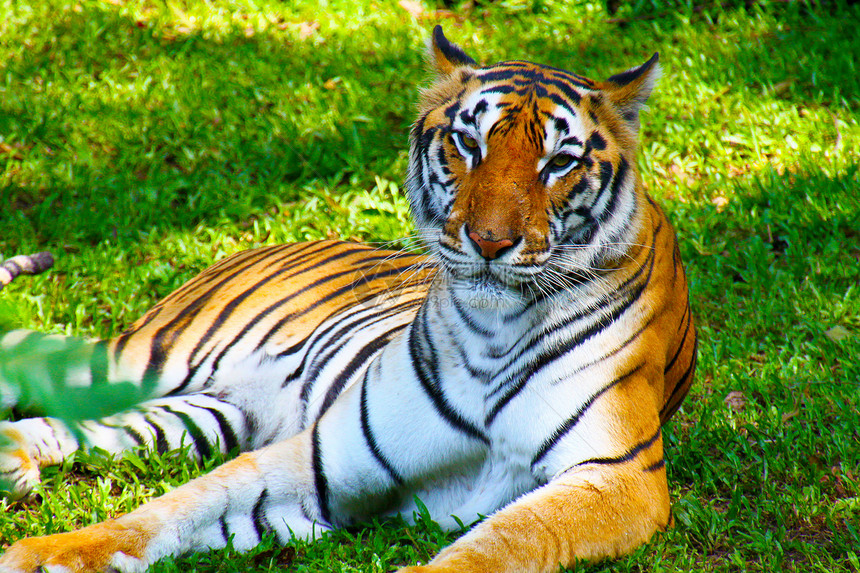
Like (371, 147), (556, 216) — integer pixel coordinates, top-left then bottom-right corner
(0, 252), (54, 292)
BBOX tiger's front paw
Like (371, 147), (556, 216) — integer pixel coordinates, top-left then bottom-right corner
(0, 521), (151, 573)
(396, 564), (476, 573)
(0, 424), (41, 500)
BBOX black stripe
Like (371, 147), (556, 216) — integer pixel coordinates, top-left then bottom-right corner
(476, 69), (520, 84)
(435, 141), (453, 172)
(663, 304), (691, 374)
(121, 248), (277, 346)
(566, 176), (589, 200)
(162, 405), (212, 459)
(559, 136), (582, 147)
(594, 160), (615, 207)
(443, 303), (499, 371)
(311, 422), (331, 524)
(586, 131), (607, 151)
(277, 333), (312, 359)
(298, 296), (422, 402)
(672, 244), (680, 282)
(597, 156), (630, 223)
(541, 76), (583, 104)
(644, 459), (665, 472)
(443, 97), (462, 121)
(478, 65), (592, 91)
(495, 227), (657, 392)
(3, 260), (22, 278)
(251, 255), (421, 356)
(313, 327), (401, 421)
(191, 404), (241, 453)
(452, 296), (494, 337)
(219, 514), (230, 544)
(359, 369), (403, 484)
(411, 112), (428, 145)
(574, 428), (662, 468)
(661, 335), (698, 422)
(144, 417), (170, 454)
(544, 65), (596, 88)
(483, 84), (517, 96)
(528, 99), (544, 147)
(559, 311), (658, 381)
(531, 362), (645, 469)
(252, 488), (271, 541)
(284, 297), (421, 390)
(487, 245), (654, 426)
(123, 426), (145, 445)
(408, 316), (489, 444)
(193, 345), (219, 390)
(114, 306), (162, 359)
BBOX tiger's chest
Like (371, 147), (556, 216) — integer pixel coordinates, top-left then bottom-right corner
(363, 357), (618, 529)
(323, 299), (640, 528)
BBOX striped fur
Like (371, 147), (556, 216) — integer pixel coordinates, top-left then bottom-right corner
(0, 252), (53, 292)
(0, 27), (696, 573)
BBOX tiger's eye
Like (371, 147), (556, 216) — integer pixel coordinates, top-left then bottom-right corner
(551, 154), (575, 169)
(460, 133), (479, 149)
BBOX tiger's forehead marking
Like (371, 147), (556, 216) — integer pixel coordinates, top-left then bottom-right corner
(475, 61), (595, 107)
(454, 61), (593, 156)
(454, 90), (506, 143)
(542, 105), (586, 155)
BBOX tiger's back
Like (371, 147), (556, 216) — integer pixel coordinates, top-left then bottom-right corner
(109, 241), (433, 400)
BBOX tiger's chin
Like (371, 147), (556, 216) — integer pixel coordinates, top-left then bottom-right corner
(446, 272), (532, 313)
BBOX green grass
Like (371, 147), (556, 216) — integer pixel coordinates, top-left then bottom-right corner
(1, 0), (859, 571)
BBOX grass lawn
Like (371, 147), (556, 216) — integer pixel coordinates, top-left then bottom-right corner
(1, 0), (859, 571)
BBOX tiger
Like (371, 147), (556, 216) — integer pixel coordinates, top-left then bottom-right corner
(0, 26), (697, 573)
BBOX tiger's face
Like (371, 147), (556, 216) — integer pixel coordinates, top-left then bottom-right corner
(407, 27), (659, 305)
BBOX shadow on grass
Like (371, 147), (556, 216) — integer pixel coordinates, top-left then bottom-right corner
(1, 2), (421, 245)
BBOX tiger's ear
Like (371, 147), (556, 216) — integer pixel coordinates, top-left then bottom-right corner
(427, 25), (476, 76)
(600, 53), (660, 133)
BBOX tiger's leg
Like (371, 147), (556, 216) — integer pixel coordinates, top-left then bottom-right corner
(396, 373), (672, 573)
(397, 454), (670, 573)
(0, 428), (327, 573)
(0, 393), (251, 500)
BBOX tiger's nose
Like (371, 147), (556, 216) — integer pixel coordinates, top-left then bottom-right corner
(467, 230), (517, 260)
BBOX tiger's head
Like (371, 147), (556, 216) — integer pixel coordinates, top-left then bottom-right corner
(407, 27), (660, 307)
